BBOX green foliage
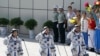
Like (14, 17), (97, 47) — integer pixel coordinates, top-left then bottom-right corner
(10, 17), (24, 27)
(0, 18), (9, 26)
(43, 20), (53, 29)
(25, 19), (37, 30)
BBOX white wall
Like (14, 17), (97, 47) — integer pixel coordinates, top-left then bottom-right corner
(0, 0), (95, 34)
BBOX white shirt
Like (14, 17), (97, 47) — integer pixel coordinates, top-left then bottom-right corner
(99, 19), (100, 24)
(81, 17), (88, 32)
(66, 12), (76, 26)
(66, 12), (75, 20)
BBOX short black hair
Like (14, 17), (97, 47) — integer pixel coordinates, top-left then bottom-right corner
(68, 6), (72, 9)
(77, 10), (81, 13)
(82, 11), (86, 15)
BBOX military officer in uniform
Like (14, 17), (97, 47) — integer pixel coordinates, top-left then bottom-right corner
(52, 5), (59, 42)
(58, 6), (66, 43)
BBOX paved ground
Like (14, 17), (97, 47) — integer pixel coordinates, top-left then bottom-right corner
(0, 35), (100, 56)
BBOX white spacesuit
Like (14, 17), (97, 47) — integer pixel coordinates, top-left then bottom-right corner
(35, 27), (56, 56)
(4, 29), (23, 56)
(67, 27), (87, 56)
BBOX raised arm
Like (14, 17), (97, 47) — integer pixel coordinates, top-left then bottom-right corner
(51, 35), (55, 48)
(35, 33), (43, 43)
(4, 37), (9, 45)
(18, 38), (23, 55)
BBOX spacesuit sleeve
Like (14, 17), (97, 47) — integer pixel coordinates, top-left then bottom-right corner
(4, 34), (12, 45)
(35, 33), (43, 43)
(67, 31), (73, 41)
(4, 37), (9, 45)
(51, 35), (55, 49)
(67, 28), (75, 40)
(18, 38), (23, 54)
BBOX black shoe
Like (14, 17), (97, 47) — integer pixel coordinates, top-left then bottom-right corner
(88, 48), (95, 52)
(60, 42), (65, 44)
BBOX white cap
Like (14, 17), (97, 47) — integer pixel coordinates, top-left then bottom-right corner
(43, 26), (48, 30)
(53, 5), (58, 8)
(59, 6), (63, 9)
(42, 30), (46, 34)
(11, 28), (18, 33)
(42, 26), (48, 34)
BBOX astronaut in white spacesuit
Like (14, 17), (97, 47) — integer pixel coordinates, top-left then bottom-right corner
(35, 26), (56, 56)
(4, 28), (23, 56)
(67, 25), (88, 56)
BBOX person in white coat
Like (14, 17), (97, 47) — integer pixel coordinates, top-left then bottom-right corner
(80, 11), (88, 48)
(35, 26), (56, 56)
(67, 25), (87, 56)
(4, 28), (23, 56)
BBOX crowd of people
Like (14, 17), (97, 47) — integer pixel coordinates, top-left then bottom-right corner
(51, 0), (100, 56)
(3, 0), (100, 56)
(52, 0), (100, 49)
